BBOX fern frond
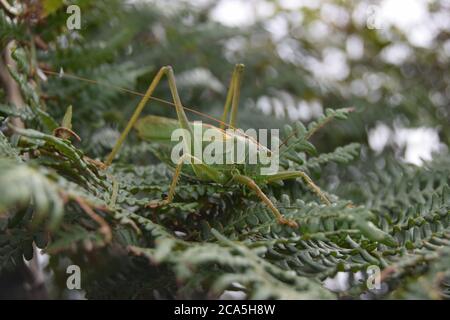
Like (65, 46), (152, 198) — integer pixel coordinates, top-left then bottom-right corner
(0, 160), (64, 230)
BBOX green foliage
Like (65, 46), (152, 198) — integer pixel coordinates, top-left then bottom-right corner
(0, 159), (64, 230)
(0, 0), (448, 300)
(0, 10), (24, 47)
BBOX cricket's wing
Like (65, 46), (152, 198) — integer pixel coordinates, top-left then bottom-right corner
(135, 115), (182, 143)
(134, 115), (222, 143)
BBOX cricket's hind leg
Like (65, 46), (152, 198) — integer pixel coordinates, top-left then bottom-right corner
(105, 65), (193, 166)
(106, 67), (167, 166)
(220, 64), (245, 130)
(264, 171), (332, 205)
(232, 174), (298, 228)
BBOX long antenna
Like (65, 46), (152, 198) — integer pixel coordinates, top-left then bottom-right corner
(42, 68), (305, 150)
(42, 69), (234, 130)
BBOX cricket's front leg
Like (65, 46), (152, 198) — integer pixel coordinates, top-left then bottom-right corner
(233, 174), (298, 228)
(147, 154), (225, 209)
(147, 154), (190, 209)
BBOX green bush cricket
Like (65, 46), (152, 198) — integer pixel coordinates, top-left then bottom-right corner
(101, 64), (331, 228)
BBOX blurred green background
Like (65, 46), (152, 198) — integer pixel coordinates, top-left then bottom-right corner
(37, 0), (448, 162)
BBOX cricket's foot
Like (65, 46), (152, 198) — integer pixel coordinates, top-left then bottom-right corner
(84, 156), (108, 170)
(146, 199), (169, 209)
(278, 217), (299, 228)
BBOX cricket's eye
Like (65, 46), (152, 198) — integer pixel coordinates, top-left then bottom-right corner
(161, 193), (168, 200)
